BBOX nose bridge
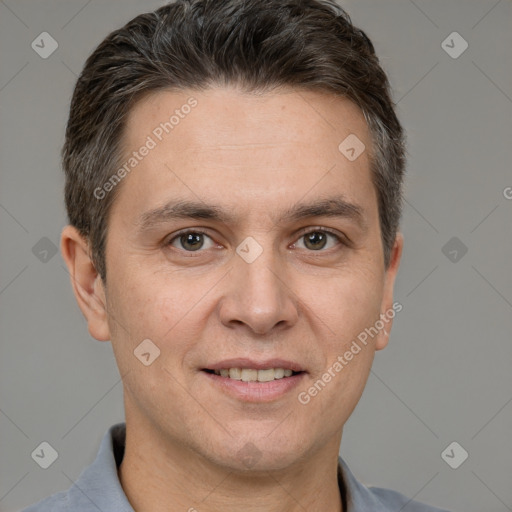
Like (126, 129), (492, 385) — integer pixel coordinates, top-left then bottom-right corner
(236, 234), (284, 307)
(242, 245), (280, 296)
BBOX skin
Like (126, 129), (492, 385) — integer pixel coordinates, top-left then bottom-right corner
(61, 86), (403, 512)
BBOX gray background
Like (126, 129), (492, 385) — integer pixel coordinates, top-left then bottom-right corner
(1, 0), (511, 511)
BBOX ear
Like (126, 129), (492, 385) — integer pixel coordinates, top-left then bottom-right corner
(60, 225), (111, 341)
(375, 232), (403, 351)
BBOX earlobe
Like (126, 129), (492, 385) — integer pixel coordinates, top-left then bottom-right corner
(375, 232), (403, 351)
(375, 321), (392, 351)
(60, 225), (111, 341)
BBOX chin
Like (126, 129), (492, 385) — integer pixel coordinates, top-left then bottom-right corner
(202, 435), (310, 474)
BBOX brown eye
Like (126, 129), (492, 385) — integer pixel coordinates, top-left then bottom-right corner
(303, 231), (328, 250)
(168, 230), (215, 252)
(294, 229), (342, 251)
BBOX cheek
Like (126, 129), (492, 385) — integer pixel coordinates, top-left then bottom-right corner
(107, 270), (212, 371)
(304, 267), (384, 347)
(295, 268), (383, 410)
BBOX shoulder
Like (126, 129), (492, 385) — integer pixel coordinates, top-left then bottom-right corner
(368, 485), (451, 511)
(21, 422), (131, 512)
(338, 455), (451, 512)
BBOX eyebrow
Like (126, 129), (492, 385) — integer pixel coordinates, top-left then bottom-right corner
(136, 196), (367, 233)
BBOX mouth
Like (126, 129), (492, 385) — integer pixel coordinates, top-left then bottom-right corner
(202, 367), (303, 382)
(200, 359), (307, 402)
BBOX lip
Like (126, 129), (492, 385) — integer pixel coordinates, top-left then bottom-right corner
(204, 358), (305, 372)
(201, 370), (306, 403)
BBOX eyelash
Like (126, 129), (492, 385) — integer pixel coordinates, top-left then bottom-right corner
(165, 227), (346, 254)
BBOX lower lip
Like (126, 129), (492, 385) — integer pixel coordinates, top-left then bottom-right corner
(201, 371), (306, 403)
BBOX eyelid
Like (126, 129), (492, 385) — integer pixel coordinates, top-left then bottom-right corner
(292, 226), (347, 249)
(165, 228), (216, 250)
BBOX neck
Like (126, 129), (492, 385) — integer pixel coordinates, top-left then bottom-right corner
(117, 415), (344, 512)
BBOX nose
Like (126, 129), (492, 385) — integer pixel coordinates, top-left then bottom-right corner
(218, 245), (299, 335)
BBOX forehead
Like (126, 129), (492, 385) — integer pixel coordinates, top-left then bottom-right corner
(111, 86), (377, 226)
(125, 86), (371, 153)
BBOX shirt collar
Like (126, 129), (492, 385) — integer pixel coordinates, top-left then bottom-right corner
(69, 422), (388, 511)
(66, 423), (133, 511)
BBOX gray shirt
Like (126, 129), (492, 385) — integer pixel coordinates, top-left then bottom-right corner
(22, 423), (450, 511)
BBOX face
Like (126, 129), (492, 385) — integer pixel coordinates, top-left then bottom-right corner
(67, 86), (402, 472)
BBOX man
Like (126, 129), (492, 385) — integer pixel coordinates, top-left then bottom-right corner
(23, 0), (450, 510)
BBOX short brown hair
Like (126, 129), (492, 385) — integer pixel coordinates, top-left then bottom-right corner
(63, 0), (406, 282)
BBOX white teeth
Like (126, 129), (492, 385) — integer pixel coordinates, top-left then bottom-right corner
(211, 368), (298, 381)
(257, 369), (275, 382)
(229, 368), (242, 380)
(274, 368), (285, 379)
(241, 369), (258, 382)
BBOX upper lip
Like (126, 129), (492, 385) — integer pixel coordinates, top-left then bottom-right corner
(204, 358), (306, 372)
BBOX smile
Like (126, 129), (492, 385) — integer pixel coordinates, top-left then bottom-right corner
(201, 362), (306, 402)
(206, 368), (298, 382)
